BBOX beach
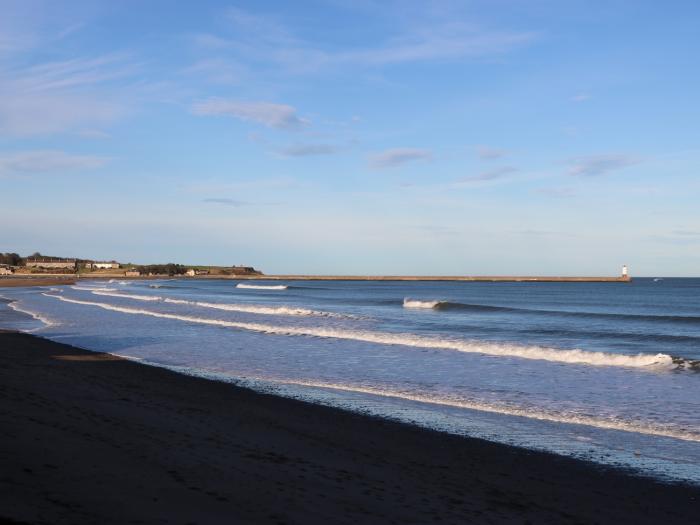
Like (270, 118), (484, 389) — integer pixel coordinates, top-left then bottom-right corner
(1, 330), (697, 524)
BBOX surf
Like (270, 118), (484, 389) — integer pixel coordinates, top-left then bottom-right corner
(44, 294), (678, 370)
(236, 283), (288, 290)
(278, 379), (700, 443)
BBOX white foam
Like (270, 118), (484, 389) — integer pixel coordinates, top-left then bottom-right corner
(403, 298), (445, 309)
(163, 297), (338, 317)
(43, 294), (676, 370)
(236, 283), (288, 290)
(72, 286), (117, 292)
(91, 290), (161, 301)
(7, 300), (55, 331)
(279, 379), (700, 443)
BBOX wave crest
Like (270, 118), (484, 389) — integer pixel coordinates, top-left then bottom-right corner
(44, 294), (679, 370)
(236, 283), (288, 290)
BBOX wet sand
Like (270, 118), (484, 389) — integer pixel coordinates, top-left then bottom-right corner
(0, 331), (697, 524)
(0, 278), (76, 288)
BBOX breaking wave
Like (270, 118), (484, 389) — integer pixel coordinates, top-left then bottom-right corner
(162, 297), (342, 317)
(43, 294), (679, 370)
(279, 379), (700, 443)
(6, 300), (55, 330)
(236, 283), (288, 290)
(403, 298), (448, 309)
(75, 289), (344, 317)
(91, 290), (161, 302)
(72, 286), (117, 292)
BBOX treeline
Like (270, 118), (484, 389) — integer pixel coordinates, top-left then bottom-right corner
(0, 252), (71, 266)
(135, 264), (188, 276)
(0, 253), (23, 266)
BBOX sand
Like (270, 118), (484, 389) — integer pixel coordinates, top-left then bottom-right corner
(0, 278), (77, 288)
(0, 330), (697, 524)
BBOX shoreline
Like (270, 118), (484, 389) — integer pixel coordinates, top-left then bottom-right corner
(1, 274), (632, 285)
(1, 330), (697, 524)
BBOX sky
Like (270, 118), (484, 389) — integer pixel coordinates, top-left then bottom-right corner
(1, 0), (699, 275)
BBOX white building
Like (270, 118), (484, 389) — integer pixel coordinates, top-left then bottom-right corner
(92, 262), (120, 269)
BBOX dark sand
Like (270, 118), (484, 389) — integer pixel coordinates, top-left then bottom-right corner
(1, 331), (697, 524)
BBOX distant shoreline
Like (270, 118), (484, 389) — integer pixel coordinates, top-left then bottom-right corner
(1, 274), (632, 285)
(229, 274), (632, 282)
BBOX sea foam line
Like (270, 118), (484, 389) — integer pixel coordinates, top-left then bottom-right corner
(83, 289), (341, 317)
(162, 297), (342, 317)
(43, 294), (675, 370)
(5, 300), (55, 331)
(236, 283), (288, 290)
(278, 379), (700, 443)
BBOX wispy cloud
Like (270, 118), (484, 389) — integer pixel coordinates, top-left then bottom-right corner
(672, 230), (700, 237)
(192, 98), (308, 130)
(191, 7), (536, 75)
(0, 150), (108, 176)
(476, 145), (508, 160)
(536, 187), (576, 198)
(0, 54), (136, 137)
(202, 198), (249, 207)
(202, 197), (282, 207)
(278, 144), (337, 157)
(369, 148), (432, 169)
(516, 229), (579, 237)
(571, 93), (591, 102)
(182, 58), (249, 85)
(458, 166), (517, 183)
(568, 154), (639, 177)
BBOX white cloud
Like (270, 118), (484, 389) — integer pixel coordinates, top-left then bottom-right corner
(568, 154), (639, 176)
(369, 148), (432, 169)
(0, 150), (108, 176)
(192, 98), (307, 130)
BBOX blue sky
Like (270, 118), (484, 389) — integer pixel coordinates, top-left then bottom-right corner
(1, 0), (699, 275)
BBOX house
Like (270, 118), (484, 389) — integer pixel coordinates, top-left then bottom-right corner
(25, 257), (77, 270)
(185, 269), (196, 276)
(0, 266), (13, 275)
(91, 262), (120, 269)
(124, 270), (141, 277)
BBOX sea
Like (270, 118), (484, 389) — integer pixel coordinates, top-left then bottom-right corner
(2, 278), (699, 484)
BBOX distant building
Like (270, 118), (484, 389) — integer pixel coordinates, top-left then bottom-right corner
(26, 257), (76, 270)
(124, 270), (141, 277)
(622, 265), (628, 277)
(0, 266), (13, 275)
(185, 269), (196, 276)
(90, 262), (120, 270)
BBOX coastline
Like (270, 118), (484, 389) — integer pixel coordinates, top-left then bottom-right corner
(1, 330), (697, 524)
(0, 274), (632, 286)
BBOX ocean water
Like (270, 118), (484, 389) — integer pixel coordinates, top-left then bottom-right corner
(2, 278), (699, 483)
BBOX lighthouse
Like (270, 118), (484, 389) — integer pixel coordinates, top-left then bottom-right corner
(622, 265), (628, 278)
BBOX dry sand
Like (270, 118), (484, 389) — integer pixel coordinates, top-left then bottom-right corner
(0, 331), (697, 524)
